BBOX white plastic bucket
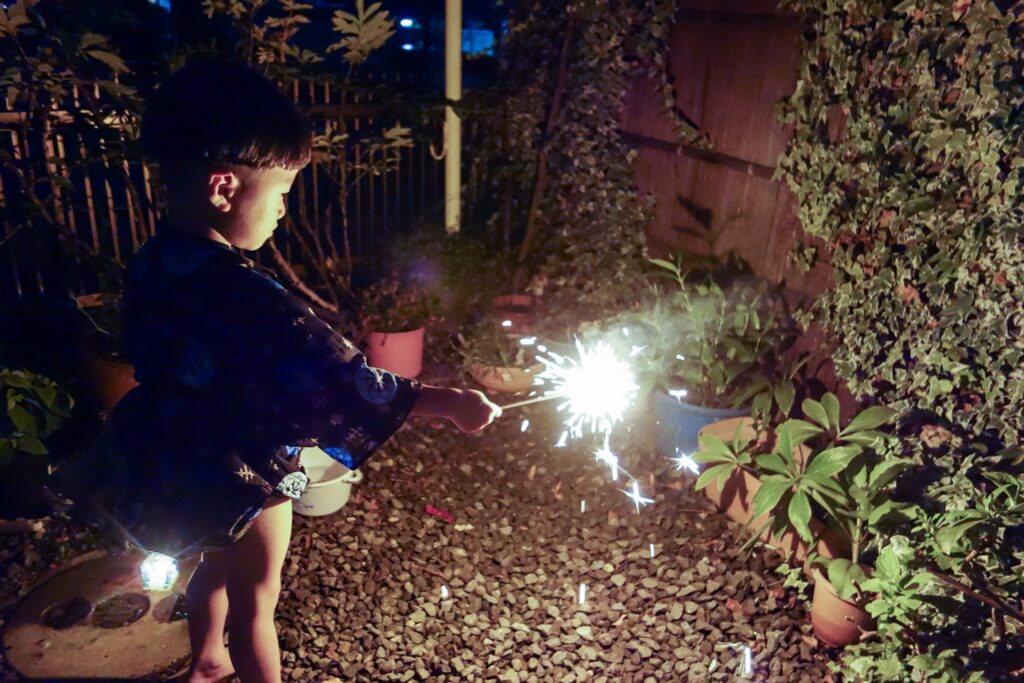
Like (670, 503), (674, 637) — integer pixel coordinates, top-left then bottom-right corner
(294, 447), (364, 517)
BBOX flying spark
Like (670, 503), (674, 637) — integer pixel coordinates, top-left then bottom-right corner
(579, 583), (587, 604)
(622, 480), (654, 513)
(673, 450), (700, 475)
(521, 419), (530, 432)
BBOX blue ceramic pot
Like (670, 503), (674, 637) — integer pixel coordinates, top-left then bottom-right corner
(651, 389), (750, 457)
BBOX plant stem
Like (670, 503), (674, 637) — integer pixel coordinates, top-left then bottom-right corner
(928, 569), (1024, 626)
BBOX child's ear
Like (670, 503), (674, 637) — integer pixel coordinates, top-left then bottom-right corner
(207, 171), (240, 213)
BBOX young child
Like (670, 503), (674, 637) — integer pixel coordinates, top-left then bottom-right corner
(65, 60), (501, 683)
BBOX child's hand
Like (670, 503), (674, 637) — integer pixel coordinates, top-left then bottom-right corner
(452, 389), (502, 433)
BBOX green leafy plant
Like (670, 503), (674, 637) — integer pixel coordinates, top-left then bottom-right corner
(467, 0), (699, 328)
(778, 1), (1024, 676)
(639, 258), (795, 413)
(456, 316), (535, 373)
(0, 368), (75, 469)
(357, 275), (438, 334)
(693, 393), (907, 600)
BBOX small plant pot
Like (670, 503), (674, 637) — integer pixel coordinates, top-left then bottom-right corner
(492, 294), (538, 332)
(469, 363), (543, 393)
(294, 447), (364, 517)
(365, 327), (425, 378)
(653, 389), (750, 457)
(81, 350), (138, 415)
(810, 567), (873, 647)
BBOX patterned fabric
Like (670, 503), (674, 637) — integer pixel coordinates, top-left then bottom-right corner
(66, 226), (420, 558)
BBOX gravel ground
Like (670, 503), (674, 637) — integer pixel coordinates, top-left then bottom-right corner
(1, 382), (836, 682)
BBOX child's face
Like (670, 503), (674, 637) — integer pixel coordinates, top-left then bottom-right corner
(214, 166), (299, 250)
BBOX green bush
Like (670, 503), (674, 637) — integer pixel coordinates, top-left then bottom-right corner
(778, 1), (1024, 678)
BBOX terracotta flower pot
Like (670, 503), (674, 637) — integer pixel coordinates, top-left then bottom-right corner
(491, 294), (537, 333)
(81, 351), (138, 415)
(469, 363), (543, 393)
(366, 328), (425, 378)
(811, 567), (873, 647)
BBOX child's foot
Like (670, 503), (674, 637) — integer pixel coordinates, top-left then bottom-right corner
(186, 656), (236, 683)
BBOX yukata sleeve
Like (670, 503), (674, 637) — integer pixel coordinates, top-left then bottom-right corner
(227, 267), (421, 470)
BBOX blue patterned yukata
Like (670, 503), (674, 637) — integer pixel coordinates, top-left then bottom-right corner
(65, 225), (420, 558)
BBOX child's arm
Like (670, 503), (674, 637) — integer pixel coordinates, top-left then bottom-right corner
(411, 386), (502, 433)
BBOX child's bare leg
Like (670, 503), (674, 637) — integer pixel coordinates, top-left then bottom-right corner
(224, 497), (292, 683)
(185, 549), (234, 682)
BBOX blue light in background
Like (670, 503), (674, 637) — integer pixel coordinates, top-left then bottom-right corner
(147, 0), (171, 9)
(462, 28), (495, 56)
(399, 18), (414, 28)
(401, 43), (415, 51)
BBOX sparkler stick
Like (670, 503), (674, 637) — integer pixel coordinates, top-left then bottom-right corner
(500, 394), (560, 410)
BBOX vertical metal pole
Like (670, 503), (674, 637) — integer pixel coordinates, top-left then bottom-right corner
(444, 0), (462, 234)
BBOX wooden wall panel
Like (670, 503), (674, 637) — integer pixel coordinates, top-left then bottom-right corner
(622, 2), (828, 295)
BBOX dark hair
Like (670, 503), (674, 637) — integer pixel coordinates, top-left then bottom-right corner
(140, 60), (312, 170)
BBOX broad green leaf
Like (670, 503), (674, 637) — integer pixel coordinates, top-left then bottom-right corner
(805, 445), (860, 478)
(867, 498), (896, 525)
(841, 430), (891, 446)
(868, 459), (912, 489)
(756, 453), (789, 475)
(87, 50), (130, 74)
(788, 490), (813, 542)
(822, 393), (840, 429)
(8, 403), (35, 433)
(827, 558), (854, 599)
(751, 479), (790, 518)
(875, 545), (905, 581)
(694, 463), (734, 491)
(840, 405), (897, 435)
(781, 418), (823, 444)
(936, 520), (982, 554)
(15, 434), (47, 454)
(801, 398), (829, 430)
(774, 380), (795, 416)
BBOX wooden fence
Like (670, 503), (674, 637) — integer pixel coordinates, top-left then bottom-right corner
(0, 73), (452, 304)
(621, 0), (830, 296)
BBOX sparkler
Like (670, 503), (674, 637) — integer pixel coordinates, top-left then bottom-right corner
(501, 339), (638, 441)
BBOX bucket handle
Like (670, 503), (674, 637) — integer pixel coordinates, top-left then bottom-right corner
(338, 468), (363, 484)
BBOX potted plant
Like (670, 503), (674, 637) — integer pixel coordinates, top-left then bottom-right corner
(491, 293), (539, 333)
(358, 275), (438, 378)
(0, 367), (75, 519)
(75, 292), (138, 415)
(458, 317), (542, 393)
(695, 392), (907, 647)
(640, 258), (796, 457)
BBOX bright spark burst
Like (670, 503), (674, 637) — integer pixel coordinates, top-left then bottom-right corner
(622, 480), (654, 514)
(536, 339), (638, 439)
(629, 345), (646, 357)
(668, 388), (688, 401)
(555, 431), (569, 448)
(501, 320), (513, 327)
(673, 450), (700, 475)
(594, 436), (620, 481)
(521, 419), (530, 432)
